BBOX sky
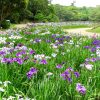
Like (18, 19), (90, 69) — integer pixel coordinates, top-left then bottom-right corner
(51, 0), (100, 7)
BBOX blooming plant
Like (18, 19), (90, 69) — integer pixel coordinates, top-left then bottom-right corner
(0, 23), (99, 100)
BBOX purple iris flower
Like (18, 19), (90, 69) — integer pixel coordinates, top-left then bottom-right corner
(92, 40), (100, 45)
(1, 58), (14, 64)
(91, 47), (96, 52)
(51, 34), (56, 38)
(0, 51), (6, 56)
(1, 58), (8, 63)
(66, 67), (74, 72)
(85, 58), (90, 62)
(84, 46), (90, 49)
(7, 58), (14, 63)
(16, 52), (21, 57)
(17, 43), (23, 47)
(16, 50), (26, 57)
(74, 72), (80, 78)
(23, 56), (29, 61)
(15, 58), (23, 65)
(40, 59), (47, 64)
(9, 49), (14, 53)
(46, 40), (51, 43)
(76, 83), (86, 95)
(35, 38), (41, 43)
(61, 70), (71, 82)
(65, 36), (71, 40)
(56, 64), (63, 68)
(90, 58), (97, 62)
(29, 50), (35, 55)
(27, 67), (38, 79)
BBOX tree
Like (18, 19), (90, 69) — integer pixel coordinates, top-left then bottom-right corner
(89, 6), (100, 21)
(0, 0), (29, 22)
(28, 0), (49, 16)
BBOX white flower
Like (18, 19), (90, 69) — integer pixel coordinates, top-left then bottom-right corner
(80, 64), (85, 67)
(96, 47), (100, 57)
(51, 53), (57, 57)
(85, 64), (93, 70)
(46, 72), (53, 76)
(45, 56), (51, 59)
(0, 81), (2, 84)
(15, 94), (22, 98)
(52, 45), (58, 49)
(7, 96), (15, 100)
(0, 87), (5, 92)
(0, 37), (7, 44)
(68, 40), (74, 45)
(9, 35), (22, 39)
(21, 46), (27, 51)
(3, 81), (11, 87)
(61, 52), (65, 55)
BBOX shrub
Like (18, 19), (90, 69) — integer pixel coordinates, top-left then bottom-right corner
(47, 14), (59, 22)
(34, 13), (47, 22)
(20, 9), (33, 21)
(1, 20), (10, 29)
(10, 12), (20, 23)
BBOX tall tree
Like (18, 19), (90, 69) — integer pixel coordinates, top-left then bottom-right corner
(0, 0), (29, 21)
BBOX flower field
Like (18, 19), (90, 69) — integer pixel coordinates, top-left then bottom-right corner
(0, 23), (100, 100)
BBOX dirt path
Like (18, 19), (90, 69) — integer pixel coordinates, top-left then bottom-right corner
(14, 24), (27, 28)
(64, 28), (100, 37)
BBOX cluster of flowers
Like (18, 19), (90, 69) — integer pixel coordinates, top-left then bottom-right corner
(0, 81), (11, 92)
(61, 67), (80, 82)
(84, 39), (100, 54)
(9, 35), (22, 39)
(34, 54), (51, 64)
(0, 37), (7, 44)
(60, 67), (86, 95)
(0, 43), (35, 65)
(0, 81), (35, 100)
(83, 39), (100, 70)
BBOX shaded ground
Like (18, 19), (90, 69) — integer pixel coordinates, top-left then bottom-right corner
(64, 28), (100, 37)
(13, 24), (27, 28)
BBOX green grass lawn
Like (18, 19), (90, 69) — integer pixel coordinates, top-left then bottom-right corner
(62, 24), (90, 29)
(88, 26), (100, 33)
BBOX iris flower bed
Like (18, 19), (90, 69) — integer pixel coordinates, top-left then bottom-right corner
(0, 23), (100, 100)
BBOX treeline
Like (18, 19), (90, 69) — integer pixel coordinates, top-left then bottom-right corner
(0, 0), (100, 24)
(54, 4), (100, 22)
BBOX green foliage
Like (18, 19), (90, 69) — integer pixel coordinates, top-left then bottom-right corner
(1, 20), (10, 29)
(34, 12), (59, 22)
(89, 6), (100, 21)
(0, 25), (100, 99)
(0, 0), (100, 24)
(47, 14), (59, 22)
(28, 0), (49, 16)
(0, 0), (29, 22)
(54, 4), (90, 21)
(34, 13), (47, 22)
(9, 12), (20, 23)
(20, 9), (33, 21)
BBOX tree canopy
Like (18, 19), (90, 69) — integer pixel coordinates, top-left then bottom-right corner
(0, 0), (100, 23)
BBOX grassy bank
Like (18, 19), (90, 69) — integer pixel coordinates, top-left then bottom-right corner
(62, 24), (90, 29)
(88, 26), (100, 33)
